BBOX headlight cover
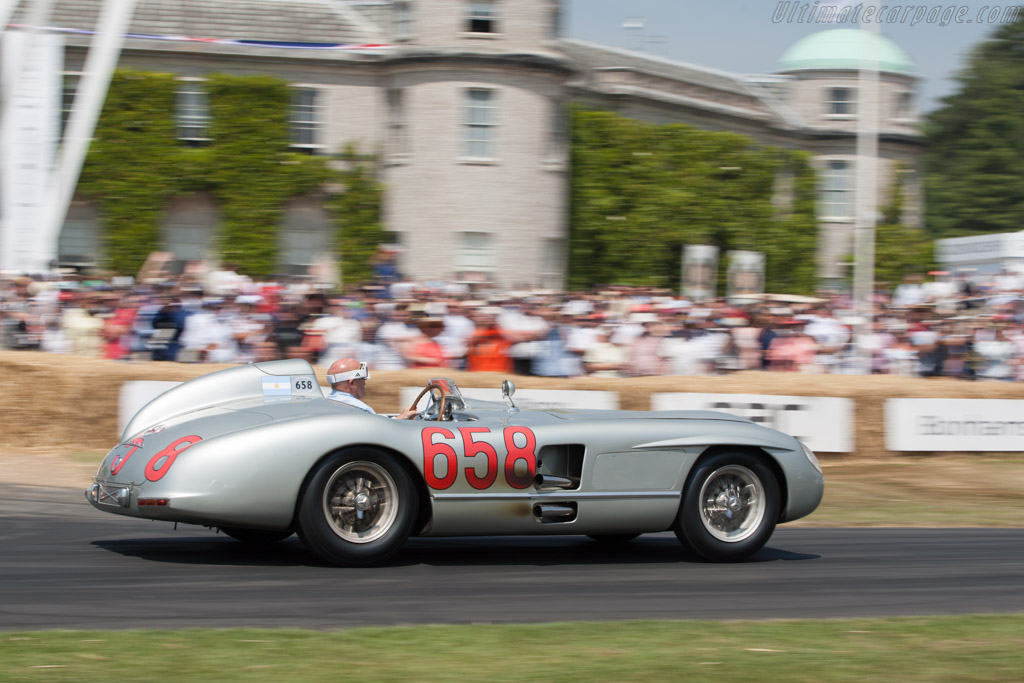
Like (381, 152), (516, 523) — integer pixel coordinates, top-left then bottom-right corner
(799, 440), (822, 473)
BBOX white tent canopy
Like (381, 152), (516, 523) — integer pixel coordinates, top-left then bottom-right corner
(935, 231), (1024, 278)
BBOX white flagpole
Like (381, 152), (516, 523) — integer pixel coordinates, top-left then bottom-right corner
(38, 0), (137, 272)
(853, 6), (880, 373)
(0, 0), (56, 121)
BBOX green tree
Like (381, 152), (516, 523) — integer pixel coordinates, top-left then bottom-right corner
(568, 109), (818, 293)
(873, 170), (934, 285)
(79, 70), (330, 277)
(78, 71), (180, 274)
(327, 145), (386, 286)
(205, 74), (330, 278)
(924, 16), (1024, 237)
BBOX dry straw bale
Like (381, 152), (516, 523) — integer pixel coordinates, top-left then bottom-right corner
(3, 351), (1022, 457)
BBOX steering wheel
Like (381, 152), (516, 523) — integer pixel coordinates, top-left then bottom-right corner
(407, 382), (447, 421)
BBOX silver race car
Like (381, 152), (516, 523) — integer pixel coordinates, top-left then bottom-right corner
(87, 359), (824, 566)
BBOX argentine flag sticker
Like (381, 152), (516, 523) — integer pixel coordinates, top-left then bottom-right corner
(262, 376), (293, 398)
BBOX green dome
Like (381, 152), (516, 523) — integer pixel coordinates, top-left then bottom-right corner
(777, 29), (914, 74)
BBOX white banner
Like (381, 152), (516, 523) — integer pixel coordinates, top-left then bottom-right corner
(401, 387), (619, 412)
(885, 399), (1024, 452)
(726, 250), (765, 299)
(935, 231), (1024, 265)
(1, 31), (63, 273)
(651, 392), (854, 453)
(682, 244), (718, 301)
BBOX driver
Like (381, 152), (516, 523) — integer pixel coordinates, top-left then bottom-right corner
(326, 357), (418, 419)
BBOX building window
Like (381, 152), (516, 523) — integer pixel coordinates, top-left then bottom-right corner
(455, 231), (493, 274)
(162, 195), (218, 268)
(464, 88), (496, 158)
(393, 1), (414, 39)
(825, 87), (855, 116)
(280, 199), (332, 276)
(60, 72), (81, 141)
(893, 90), (914, 120)
(290, 87), (322, 153)
(540, 237), (565, 289)
(58, 203), (99, 266)
(467, 1), (498, 33)
(176, 79), (210, 145)
(547, 98), (567, 158)
(387, 88), (408, 155)
(819, 159), (854, 219)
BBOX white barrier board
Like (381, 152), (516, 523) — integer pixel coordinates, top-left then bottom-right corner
(885, 398), (1024, 452)
(401, 387), (619, 412)
(118, 381), (182, 434)
(651, 392), (854, 453)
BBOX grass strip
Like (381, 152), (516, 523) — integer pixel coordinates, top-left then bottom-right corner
(793, 455), (1024, 527)
(2, 615), (1023, 682)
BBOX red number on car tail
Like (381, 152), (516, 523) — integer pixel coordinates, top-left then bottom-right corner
(144, 435), (202, 482)
(110, 437), (144, 475)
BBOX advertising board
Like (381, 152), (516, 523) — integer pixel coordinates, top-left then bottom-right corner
(652, 392), (854, 452)
(885, 399), (1024, 452)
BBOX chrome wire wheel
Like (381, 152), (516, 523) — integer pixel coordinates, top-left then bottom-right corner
(322, 461), (399, 544)
(698, 464), (766, 543)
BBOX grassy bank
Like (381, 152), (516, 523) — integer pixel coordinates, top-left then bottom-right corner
(2, 616), (1022, 682)
(792, 454), (1024, 527)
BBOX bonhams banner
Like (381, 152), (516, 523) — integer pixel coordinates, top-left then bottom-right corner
(885, 399), (1024, 452)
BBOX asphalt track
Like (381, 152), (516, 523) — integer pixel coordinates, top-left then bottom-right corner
(2, 484), (1023, 630)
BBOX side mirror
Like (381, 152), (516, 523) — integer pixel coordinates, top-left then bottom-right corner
(501, 380), (519, 414)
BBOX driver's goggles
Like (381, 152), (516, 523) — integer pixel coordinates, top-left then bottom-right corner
(327, 362), (370, 383)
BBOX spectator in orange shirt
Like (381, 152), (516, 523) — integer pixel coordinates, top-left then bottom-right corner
(465, 307), (513, 373)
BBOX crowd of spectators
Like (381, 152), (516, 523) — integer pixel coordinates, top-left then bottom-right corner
(2, 267), (1023, 382)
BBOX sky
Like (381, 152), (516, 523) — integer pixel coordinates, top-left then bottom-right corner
(563, 0), (1016, 112)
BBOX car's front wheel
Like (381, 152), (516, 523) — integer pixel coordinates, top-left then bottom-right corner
(296, 448), (417, 567)
(673, 451), (779, 562)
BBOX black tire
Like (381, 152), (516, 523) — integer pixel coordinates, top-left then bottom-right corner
(296, 448), (417, 567)
(673, 451), (779, 562)
(219, 527), (293, 544)
(587, 533), (641, 544)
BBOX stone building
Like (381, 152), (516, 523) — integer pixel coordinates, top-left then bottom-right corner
(6, 0), (924, 287)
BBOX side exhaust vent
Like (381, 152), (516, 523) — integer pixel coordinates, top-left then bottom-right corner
(533, 502), (577, 523)
(534, 474), (578, 490)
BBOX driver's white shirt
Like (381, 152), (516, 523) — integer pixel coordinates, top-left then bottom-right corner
(327, 389), (376, 414)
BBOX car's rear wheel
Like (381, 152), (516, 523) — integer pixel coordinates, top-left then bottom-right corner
(297, 448), (417, 567)
(219, 527), (293, 544)
(673, 451), (779, 562)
